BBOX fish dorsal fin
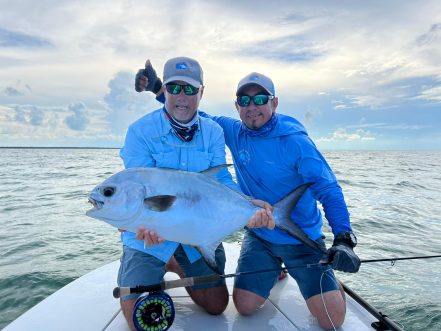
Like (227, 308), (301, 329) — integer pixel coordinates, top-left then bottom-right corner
(144, 195), (177, 212)
(200, 164), (234, 180)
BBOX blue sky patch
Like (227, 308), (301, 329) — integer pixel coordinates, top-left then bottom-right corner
(0, 28), (52, 48)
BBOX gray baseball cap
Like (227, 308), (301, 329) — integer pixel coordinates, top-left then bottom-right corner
(236, 72), (275, 96)
(163, 57), (203, 87)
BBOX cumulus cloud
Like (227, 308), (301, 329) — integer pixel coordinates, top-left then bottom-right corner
(317, 128), (375, 143)
(30, 107), (44, 126)
(3, 81), (32, 97)
(14, 105), (44, 126)
(103, 71), (157, 135)
(4, 86), (23, 96)
(64, 102), (89, 131)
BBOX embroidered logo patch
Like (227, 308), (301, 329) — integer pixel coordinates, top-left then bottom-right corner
(249, 74), (259, 81)
(239, 149), (251, 165)
(175, 62), (188, 70)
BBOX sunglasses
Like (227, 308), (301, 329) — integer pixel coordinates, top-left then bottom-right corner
(165, 84), (199, 96)
(236, 94), (274, 107)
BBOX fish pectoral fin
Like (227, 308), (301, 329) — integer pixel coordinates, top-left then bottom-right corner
(195, 242), (222, 272)
(144, 195), (177, 212)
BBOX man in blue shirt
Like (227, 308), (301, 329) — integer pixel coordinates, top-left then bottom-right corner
(120, 57), (274, 330)
(135, 61), (360, 330)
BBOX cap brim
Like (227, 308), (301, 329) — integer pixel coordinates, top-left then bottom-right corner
(163, 76), (201, 87)
(236, 83), (273, 96)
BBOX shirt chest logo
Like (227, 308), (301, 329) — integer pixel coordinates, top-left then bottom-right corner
(239, 149), (251, 165)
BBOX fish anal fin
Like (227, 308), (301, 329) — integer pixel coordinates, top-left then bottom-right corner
(144, 195), (177, 212)
(195, 241), (223, 272)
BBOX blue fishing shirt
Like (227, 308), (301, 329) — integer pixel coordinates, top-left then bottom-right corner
(119, 108), (239, 263)
(199, 111), (352, 245)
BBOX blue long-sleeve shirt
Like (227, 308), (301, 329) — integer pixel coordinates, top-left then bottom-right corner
(119, 107), (239, 262)
(200, 112), (352, 244)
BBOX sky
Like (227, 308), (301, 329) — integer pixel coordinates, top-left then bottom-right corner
(0, 0), (440, 150)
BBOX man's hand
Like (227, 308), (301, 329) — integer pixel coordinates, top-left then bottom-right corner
(135, 59), (162, 94)
(327, 243), (361, 273)
(136, 226), (165, 246)
(247, 199), (275, 230)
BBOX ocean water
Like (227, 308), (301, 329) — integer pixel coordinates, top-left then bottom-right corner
(0, 148), (440, 330)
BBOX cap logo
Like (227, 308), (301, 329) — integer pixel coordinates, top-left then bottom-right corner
(249, 75), (259, 81)
(175, 62), (188, 70)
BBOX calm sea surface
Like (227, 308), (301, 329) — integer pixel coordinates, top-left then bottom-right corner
(1, 148), (440, 330)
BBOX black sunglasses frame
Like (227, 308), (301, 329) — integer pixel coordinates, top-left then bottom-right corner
(236, 94), (274, 107)
(165, 84), (200, 96)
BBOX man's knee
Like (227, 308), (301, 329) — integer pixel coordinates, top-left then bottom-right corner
(204, 298), (229, 315)
(233, 288), (265, 316)
(307, 290), (346, 330)
(192, 286), (229, 315)
(317, 312), (345, 330)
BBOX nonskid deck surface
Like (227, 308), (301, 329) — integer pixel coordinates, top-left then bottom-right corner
(4, 243), (376, 331)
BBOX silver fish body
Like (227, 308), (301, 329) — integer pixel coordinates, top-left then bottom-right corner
(86, 166), (323, 266)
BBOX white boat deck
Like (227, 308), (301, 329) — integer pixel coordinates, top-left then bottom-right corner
(4, 243), (377, 330)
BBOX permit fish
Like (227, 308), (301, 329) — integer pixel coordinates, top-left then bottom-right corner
(86, 166), (325, 266)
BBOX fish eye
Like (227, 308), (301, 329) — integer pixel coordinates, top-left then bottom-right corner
(102, 187), (116, 197)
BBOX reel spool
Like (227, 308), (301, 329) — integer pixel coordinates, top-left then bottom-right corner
(133, 291), (175, 331)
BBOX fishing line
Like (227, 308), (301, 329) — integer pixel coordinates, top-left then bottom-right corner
(319, 268), (341, 331)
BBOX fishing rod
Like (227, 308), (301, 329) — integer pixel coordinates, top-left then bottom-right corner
(113, 264), (308, 299)
(360, 254), (441, 264)
(114, 253), (441, 298)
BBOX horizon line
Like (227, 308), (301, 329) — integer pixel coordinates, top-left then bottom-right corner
(1, 146), (441, 152)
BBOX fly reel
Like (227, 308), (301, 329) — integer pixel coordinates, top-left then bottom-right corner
(133, 291), (175, 331)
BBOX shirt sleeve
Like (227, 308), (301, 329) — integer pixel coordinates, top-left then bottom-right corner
(156, 93), (165, 104)
(199, 111), (241, 149)
(294, 135), (352, 235)
(199, 111), (237, 130)
(119, 124), (155, 168)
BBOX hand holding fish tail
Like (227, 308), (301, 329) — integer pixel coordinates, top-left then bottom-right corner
(250, 199), (274, 212)
(247, 207), (275, 230)
(136, 226), (165, 247)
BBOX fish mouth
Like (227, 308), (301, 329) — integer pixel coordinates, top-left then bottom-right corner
(88, 197), (104, 211)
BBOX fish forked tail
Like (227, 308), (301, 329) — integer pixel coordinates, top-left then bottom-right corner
(273, 183), (328, 255)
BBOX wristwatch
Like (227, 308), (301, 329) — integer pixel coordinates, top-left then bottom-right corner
(334, 231), (357, 248)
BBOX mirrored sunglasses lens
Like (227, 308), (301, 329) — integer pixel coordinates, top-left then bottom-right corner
(238, 96), (251, 107)
(166, 84), (181, 94)
(253, 95), (269, 105)
(183, 85), (198, 95)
